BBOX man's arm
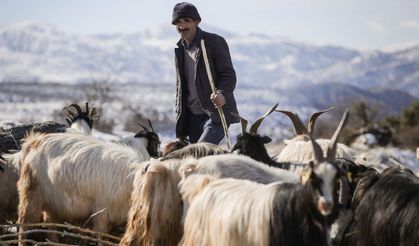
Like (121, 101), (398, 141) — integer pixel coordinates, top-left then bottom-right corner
(212, 36), (236, 103)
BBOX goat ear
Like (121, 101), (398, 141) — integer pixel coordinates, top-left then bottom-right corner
(261, 136), (272, 144)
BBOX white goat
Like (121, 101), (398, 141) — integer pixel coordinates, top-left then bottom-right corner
(16, 131), (147, 244)
(179, 111), (351, 246)
(0, 150), (21, 224)
(63, 102), (97, 135)
(274, 108), (356, 172)
(120, 153), (300, 246)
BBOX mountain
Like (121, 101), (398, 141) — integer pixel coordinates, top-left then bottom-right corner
(1, 21), (418, 96)
(0, 21), (418, 141)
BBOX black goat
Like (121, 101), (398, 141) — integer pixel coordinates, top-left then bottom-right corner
(231, 103), (286, 168)
(353, 165), (419, 246)
(133, 119), (161, 158)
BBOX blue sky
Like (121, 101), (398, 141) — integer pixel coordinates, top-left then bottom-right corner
(1, 0), (419, 50)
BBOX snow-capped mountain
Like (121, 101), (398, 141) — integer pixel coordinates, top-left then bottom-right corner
(1, 21), (418, 98)
(0, 21), (418, 141)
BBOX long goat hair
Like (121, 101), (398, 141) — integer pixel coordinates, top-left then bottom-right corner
(180, 175), (331, 246)
(179, 111), (352, 246)
(328, 158), (379, 245)
(119, 154), (300, 246)
(120, 110), (351, 246)
(354, 165), (419, 246)
(181, 150), (351, 246)
(161, 142), (229, 160)
(16, 131), (146, 243)
(0, 148), (20, 224)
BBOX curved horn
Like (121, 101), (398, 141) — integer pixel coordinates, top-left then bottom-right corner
(249, 103), (278, 134)
(326, 110), (349, 161)
(63, 104), (83, 116)
(137, 121), (150, 132)
(307, 107), (334, 134)
(148, 119), (155, 133)
(275, 109), (308, 136)
(65, 117), (72, 126)
(231, 112), (248, 136)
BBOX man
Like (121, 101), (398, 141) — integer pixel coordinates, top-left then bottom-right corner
(172, 2), (239, 144)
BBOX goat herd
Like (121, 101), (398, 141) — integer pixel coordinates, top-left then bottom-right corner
(0, 102), (418, 246)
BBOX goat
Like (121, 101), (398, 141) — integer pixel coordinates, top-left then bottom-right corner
(0, 148), (20, 224)
(180, 112), (351, 246)
(63, 102), (97, 134)
(0, 104), (95, 226)
(274, 108), (356, 172)
(328, 159), (379, 245)
(0, 148), (20, 225)
(120, 110), (350, 246)
(119, 154), (300, 246)
(64, 103), (160, 158)
(160, 142), (229, 160)
(231, 103), (287, 168)
(113, 120), (161, 159)
(338, 165), (419, 246)
(161, 138), (189, 157)
(16, 131), (148, 244)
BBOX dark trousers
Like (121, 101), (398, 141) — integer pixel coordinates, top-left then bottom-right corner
(188, 112), (227, 145)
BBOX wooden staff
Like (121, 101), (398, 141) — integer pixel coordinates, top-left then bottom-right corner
(200, 39), (232, 149)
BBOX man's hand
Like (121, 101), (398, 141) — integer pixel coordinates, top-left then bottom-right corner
(210, 92), (226, 109)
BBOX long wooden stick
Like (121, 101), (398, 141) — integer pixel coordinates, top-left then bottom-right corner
(200, 39), (232, 149)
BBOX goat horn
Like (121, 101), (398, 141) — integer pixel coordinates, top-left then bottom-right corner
(89, 106), (97, 118)
(310, 136), (324, 164)
(274, 109), (308, 136)
(231, 112), (248, 136)
(326, 110), (349, 161)
(148, 119), (155, 132)
(66, 110), (76, 118)
(85, 102), (89, 113)
(137, 121), (150, 132)
(65, 117), (72, 126)
(307, 107), (334, 134)
(64, 104), (83, 116)
(249, 103), (278, 134)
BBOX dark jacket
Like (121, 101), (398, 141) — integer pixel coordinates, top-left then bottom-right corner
(175, 28), (239, 138)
